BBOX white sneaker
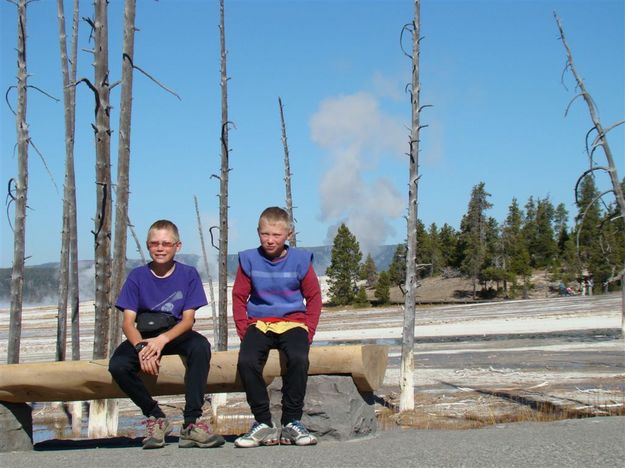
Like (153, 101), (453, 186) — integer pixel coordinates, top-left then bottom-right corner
(280, 420), (318, 446)
(234, 421), (280, 448)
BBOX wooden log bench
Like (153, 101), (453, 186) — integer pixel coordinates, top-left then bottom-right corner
(0, 344), (388, 451)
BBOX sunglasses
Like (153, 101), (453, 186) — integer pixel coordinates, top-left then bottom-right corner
(147, 240), (179, 249)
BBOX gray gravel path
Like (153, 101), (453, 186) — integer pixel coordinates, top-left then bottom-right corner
(2, 416), (624, 467)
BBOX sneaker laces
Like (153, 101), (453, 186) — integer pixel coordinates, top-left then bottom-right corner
(142, 418), (160, 438)
(247, 421), (267, 436)
(288, 420), (308, 436)
(187, 421), (212, 433)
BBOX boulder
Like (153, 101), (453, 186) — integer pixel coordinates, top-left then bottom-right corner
(0, 402), (33, 452)
(269, 375), (377, 441)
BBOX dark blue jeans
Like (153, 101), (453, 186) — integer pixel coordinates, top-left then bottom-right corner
(237, 326), (310, 426)
(109, 330), (210, 423)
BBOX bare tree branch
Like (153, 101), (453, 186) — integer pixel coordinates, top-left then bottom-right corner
(125, 54), (181, 100)
(575, 189), (615, 251)
(209, 225), (220, 250)
(564, 93), (583, 117)
(27, 84), (59, 102)
(194, 195), (218, 345)
(28, 137), (59, 194)
(574, 167), (610, 204)
(5, 178), (17, 232)
(399, 23), (414, 59)
(5, 86), (17, 114)
(278, 96), (297, 246)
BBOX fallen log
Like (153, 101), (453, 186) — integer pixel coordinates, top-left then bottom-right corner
(0, 344), (388, 403)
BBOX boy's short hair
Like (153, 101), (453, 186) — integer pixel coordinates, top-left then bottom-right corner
(258, 206), (292, 230)
(147, 219), (180, 242)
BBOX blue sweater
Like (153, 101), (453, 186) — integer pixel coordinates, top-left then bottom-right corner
(238, 247), (312, 319)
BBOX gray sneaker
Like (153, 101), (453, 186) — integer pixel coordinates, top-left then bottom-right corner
(234, 421), (280, 448)
(142, 416), (173, 449)
(280, 420), (318, 446)
(179, 421), (225, 448)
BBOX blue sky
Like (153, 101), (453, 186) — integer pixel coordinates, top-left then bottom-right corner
(1, 0), (623, 268)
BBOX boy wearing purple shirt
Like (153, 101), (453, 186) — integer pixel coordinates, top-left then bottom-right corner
(108, 219), (224, 449)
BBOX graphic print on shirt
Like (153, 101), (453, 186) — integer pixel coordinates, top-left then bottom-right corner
(153, 290), (183, 312)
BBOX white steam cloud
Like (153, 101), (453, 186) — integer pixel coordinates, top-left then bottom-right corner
(310, 92), (405, 253)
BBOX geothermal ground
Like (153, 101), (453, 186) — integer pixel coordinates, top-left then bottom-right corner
(0, 278), (623, 440)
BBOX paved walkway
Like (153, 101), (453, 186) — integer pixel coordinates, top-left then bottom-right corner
(2, 417), (624, 467)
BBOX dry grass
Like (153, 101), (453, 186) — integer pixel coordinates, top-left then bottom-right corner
(375, 389), (625, 431)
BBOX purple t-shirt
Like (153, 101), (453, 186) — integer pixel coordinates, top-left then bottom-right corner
(115, 261), (207, 321)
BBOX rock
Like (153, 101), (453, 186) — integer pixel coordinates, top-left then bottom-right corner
(269, 375), (377, 441)
(0, 402), (33, 452)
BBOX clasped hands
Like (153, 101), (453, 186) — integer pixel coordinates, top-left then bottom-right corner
(137, 335), (169, 376)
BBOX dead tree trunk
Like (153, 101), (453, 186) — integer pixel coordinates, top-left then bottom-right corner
(555, 13), (625, 335)
(55, 0), (80, 363)
(62, 0), (81, 435)
(278, 97), (297, 246)
(68, 0), (80, 366)
(110, 0), (137, 353)
(128, 218), (146, 263)
(7, 0), (30, 365)
(91, 0), (113, 362)
(217, 0), (230, 351)
(87, 0), (114, 439)
(194, 195), (218, 345)
(400, 0), (422, 412)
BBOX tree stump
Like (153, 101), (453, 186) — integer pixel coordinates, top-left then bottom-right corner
(269, 375), (377, 441)
(0, 401), (33, 452)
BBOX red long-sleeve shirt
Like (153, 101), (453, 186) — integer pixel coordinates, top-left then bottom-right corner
(232, 264), (322, 343)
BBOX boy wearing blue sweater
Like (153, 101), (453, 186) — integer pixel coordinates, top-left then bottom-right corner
(232, 207), (322, 447)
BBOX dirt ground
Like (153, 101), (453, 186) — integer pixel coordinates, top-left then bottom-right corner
(381, 269), (574, 304)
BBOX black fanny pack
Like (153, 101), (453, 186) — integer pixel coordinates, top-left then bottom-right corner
(136, 312), (176, 335)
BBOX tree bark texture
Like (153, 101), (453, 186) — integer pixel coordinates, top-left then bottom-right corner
(555, 13), (625, 333)
(400, 0), (421, 412)
(217, 0), (229, 351)
(110, 0), (137, 353)
(55, 0), (80, 363)
(91, 0), (113, 361)
(68, 0), (80, 362)
(8, 0), (30, 365)
(279, 97), (297, 246)
(194, 195), (218, 346)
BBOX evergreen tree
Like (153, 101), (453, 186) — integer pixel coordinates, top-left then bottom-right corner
(353, 286), (370, 308)
(532, 197), (558, 268)
(458, 182), (493, 298)
(575, 175), (604, 288)
(554, 202), (570, 254)
(480, 216), (504, 293)
(522, 196), (538, 267)
(594, 178), (625, 292)
(439, 223), (459, 269)
(374, 271), (391, 304)
(359, 253), (378, 287)
(326, 223), (363, 305)
(501, 198), (531, 296)
(427, 223), (443, 276)
(483, 217), (500, 268)
(388, 243), (407, 286)
(415, 219), (430, 278)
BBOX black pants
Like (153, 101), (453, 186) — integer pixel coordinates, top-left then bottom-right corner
(109, 330), (210, 423)
(237, 326), (310, 426)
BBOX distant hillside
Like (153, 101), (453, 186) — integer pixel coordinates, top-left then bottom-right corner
(0, 245), (400, 306)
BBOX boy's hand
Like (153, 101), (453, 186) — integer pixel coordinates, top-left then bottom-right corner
(139, 355), (161, 376)
(141, 335), (169, 360)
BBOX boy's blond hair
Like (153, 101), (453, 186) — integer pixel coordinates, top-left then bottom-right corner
(147, 219), (180, 242)
(258, 206), (292, 230)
